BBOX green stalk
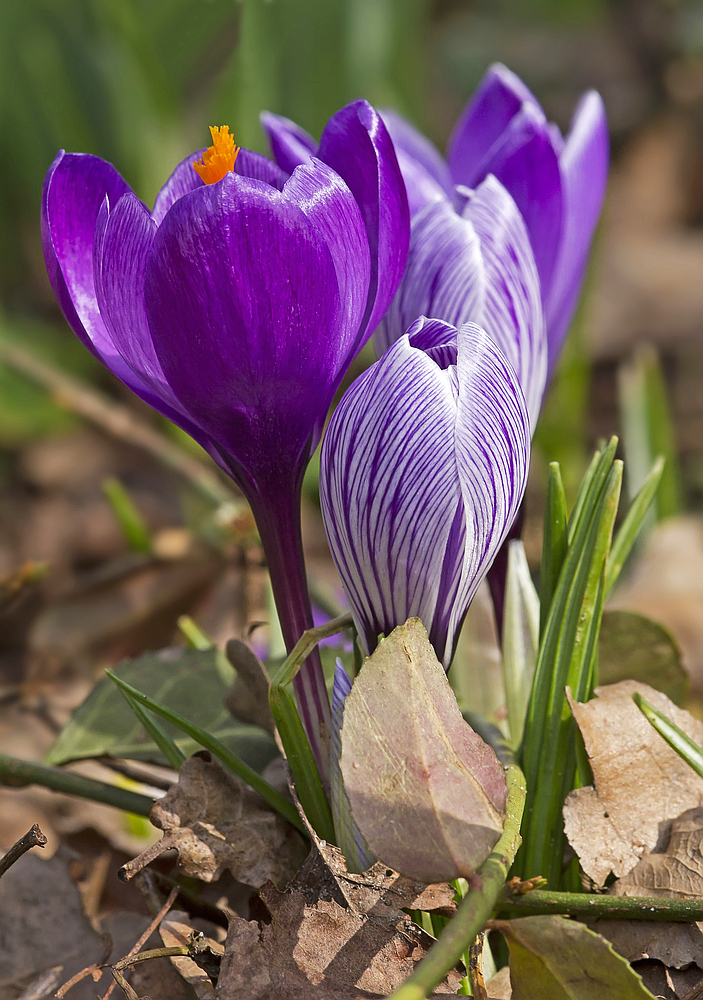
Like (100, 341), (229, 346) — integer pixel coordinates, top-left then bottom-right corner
(117, 689), (186, 771)
(389, 764), (526, 1000)
(0, 753), (154, 816)
(498, 888), (703, 922)
(539, 462), (567, 639)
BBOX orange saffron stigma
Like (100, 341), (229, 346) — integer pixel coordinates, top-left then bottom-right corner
(193, 125), (240, 185)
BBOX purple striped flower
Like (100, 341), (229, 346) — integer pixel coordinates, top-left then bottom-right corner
(376, 174), (547, 431)
(41, 104), (410, 768)
(319, 318), (531, 669)
(380, 64), (609, 374)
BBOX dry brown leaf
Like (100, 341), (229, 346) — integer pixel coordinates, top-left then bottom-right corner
(341, 618), (506, 883)
(126, 752), (307, 887)
(225, 638), (275, 735)
(216, 880), (462, 1000)
(160, 912), (221, 1000)
(563, 680), (703, 886)
(592, 807), (703, 973)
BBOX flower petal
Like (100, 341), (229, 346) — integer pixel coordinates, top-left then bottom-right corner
(381, 109), (453, 215)
(144, 165), (359, 487)
(447, 63), (540, 185)
(321, 323), (530, 667)
(318, 100), (410, 346)
(459, 176), (546, 429)
(545, 91), (609, 371)
(260, 111), (317, 174)
(465, 104), (564, 298)
(378, 178), (546, 430)
(41, 151), (132, 367)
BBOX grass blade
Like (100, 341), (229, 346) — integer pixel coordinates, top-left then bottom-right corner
(269, 683), (335, 843)
(117, 689), (186, 771)
(104, 669), (305, 835)
(539, 462), (567, 639)
(605, 456), (665, 598)
(633, 692), (703, 780)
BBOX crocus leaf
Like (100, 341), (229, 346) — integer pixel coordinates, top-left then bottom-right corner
(340, 618), (507, 883)
(493, 915), (655, 999)
(46, 647), (277, 772)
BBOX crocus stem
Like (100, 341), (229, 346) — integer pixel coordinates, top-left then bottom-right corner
(249, 486), (331, 778)
(497, 889), (703, 922)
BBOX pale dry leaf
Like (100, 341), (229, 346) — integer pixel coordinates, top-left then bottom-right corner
(160, 913), (221, 1000)
(563, 680), (703, 886)
(592, 807), (703, 972)
(128, 752), (307, 887)
(216, 880), (462, 1000)
(486, 966), (512, 999)
(341, 618), (506, 883)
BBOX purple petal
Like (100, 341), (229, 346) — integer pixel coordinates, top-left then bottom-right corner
(459, 176), (546, 429)
(151, 150), (205, 226)
(468, 105), (564, 298)
(545, 91), (609, 371)
(381, 109), (453, 215)
(260, 111), (317, 174)
(447, 63), (541, 185)
(42, 151), (132, 366)
(152, 147), (288, 228)
(378, 178), (546, 429)
(144, 163), (366, 488)
(320, 323), (530, 667)
(318, 100), (410, 347)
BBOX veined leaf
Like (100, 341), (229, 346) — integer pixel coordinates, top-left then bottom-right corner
(539, 462), (567, 640)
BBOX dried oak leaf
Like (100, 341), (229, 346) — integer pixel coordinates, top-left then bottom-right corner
(341, 618), (506, 883)
(591, 806), (703, 972)
(216, 878), (462, 1000)
(563, 680), (703, 886)
(160, 911), (222, 1000)
(127, 751), (307, 887)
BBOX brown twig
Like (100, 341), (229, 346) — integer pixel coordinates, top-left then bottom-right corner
(110, 970), (140, 1000)
(0, 340), (234, 508)
(118, 833), (175, 882)
(98, 886), (178, 1000)
(16, 965), (64, 1000)
(54, 964), (103, 999)
(0, 824), (47, 878)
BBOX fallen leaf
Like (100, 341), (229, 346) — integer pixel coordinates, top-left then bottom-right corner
(563, 680), (703, 886)
(485, 966), (512, 999)
(492, 915), (655, 999)
(340, 618), (506, 883)
(46, 646), (278, 772)
(216, 879), (462, 1000)
(126, 751), (307, 887)
(631, 960), (703, 1000)
(160, 912), (221, 1000)
(591, 807), (703, 973)
(598, 610), (688, 704)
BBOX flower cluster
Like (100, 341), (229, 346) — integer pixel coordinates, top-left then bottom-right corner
(42, 65), (608, 755)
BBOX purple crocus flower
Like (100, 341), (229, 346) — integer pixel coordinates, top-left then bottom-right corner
(376, 174), (547, 431)
(41, 105), (409, 769)
(380, 64), (609, 374)
(319, 318), (531, 669)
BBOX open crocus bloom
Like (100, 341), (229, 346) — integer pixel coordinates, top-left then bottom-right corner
(379, 64), (609, 374)
(320, 318), (531, 669)
(376, 174), (547, 432)
(42, 102), (410, 767)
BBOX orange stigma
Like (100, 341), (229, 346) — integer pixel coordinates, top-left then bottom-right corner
(193, 126), (240, 184)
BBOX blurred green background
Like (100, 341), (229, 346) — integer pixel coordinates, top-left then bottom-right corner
(2, 0), (703, 487)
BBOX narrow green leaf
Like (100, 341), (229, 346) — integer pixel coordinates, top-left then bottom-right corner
(565, 445), (601, 546)
(269, 682), (335, 843)
(117, 689), (185, 771)
(633, 692), (703, 780)
(605, 456), (664, 597)
(502, 540), (540, 747)
(520, 455), (621, 885)
(539, 462), (567, 639)
(104, 669), (305, 835)
(102, 476), (152, 554)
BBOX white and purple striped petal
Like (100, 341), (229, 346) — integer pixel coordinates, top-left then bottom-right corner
(378, 176), (546, 430)
(320, 321), (530, 669)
